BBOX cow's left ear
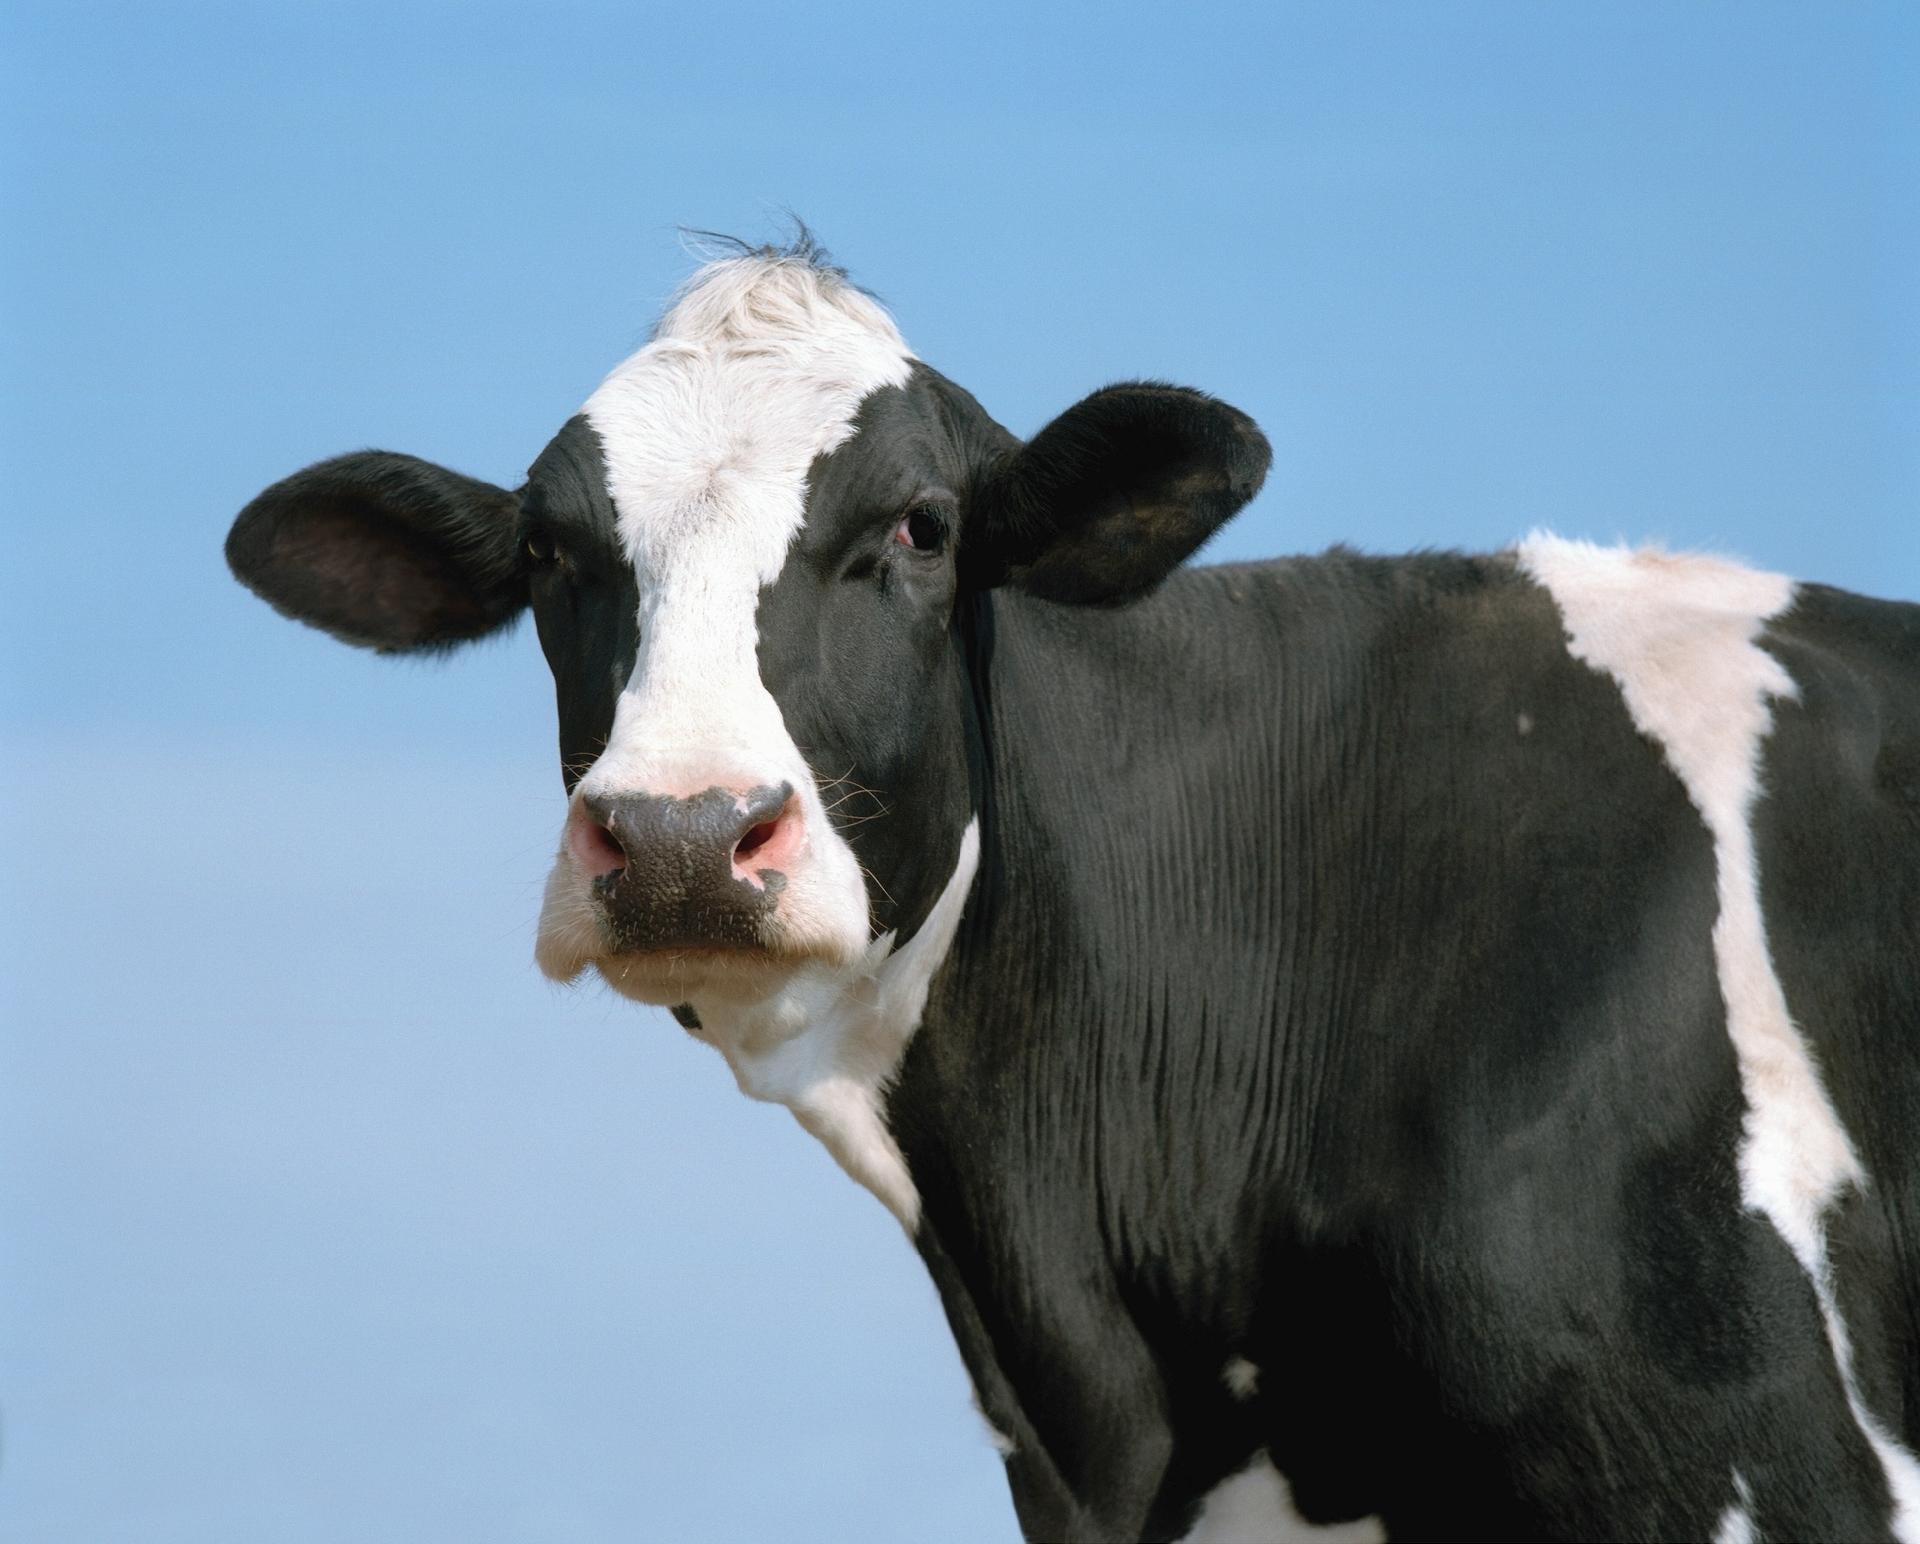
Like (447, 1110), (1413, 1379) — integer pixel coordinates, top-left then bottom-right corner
(226, 451), (527, 654)
(963, 383), (1270, 605)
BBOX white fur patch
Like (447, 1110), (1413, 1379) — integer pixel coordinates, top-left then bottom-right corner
(700, 819), (980, 1231)
(1179, 1452), (1387, 1544)
(1712, 1469), (1757, 1544)
(970, 1386), (1017, 1458)
(1223, 1356), (1261, 1400)
(535, 251), (916, 985)
(1518, 534), (1920, 1539)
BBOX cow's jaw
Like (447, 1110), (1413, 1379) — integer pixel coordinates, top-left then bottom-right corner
(532, 253), (916, 1010)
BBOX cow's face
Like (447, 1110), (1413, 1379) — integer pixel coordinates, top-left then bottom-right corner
(228, 247), (1268, 1025)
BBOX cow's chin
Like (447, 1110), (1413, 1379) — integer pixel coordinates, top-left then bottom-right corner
(590, 943), (849, 1010)
(534, 873), (869, 1013)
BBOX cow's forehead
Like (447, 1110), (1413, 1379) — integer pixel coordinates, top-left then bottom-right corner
(578, 254), (915, 587)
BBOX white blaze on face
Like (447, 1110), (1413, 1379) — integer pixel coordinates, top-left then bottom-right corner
(533, 254), (915, 990)
(1519, 533), (1920, 1542)
(529, 253), (971, 1231)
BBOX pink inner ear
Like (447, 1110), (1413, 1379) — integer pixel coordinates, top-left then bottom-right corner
(269, 506), (493, 646)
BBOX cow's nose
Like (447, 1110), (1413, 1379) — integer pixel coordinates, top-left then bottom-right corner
(579, 782), (799, 881)
(570, 783), (800, 950)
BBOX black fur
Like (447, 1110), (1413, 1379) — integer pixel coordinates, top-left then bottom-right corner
(750, 366), (1012, 944)
(891, 555), (1919, 1540)
(521, 416), (637, 788)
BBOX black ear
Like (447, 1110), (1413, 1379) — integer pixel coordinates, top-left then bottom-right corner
(963, 383), (1270, 605)
(225, 451), (527, 653)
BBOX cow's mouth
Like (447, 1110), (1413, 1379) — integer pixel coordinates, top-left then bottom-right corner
(586, 939), (831, 1010)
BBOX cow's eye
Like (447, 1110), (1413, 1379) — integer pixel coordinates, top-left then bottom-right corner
(893, 504), (950, 554)
(525, 530), (558, 566)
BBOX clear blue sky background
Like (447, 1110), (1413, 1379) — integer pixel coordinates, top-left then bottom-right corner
(2, 3), (1914, 1540)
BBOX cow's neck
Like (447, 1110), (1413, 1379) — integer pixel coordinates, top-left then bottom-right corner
(887, 570), (1328, 1533)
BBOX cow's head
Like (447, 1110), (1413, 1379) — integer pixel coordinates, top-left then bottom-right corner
(228, 241), (1269, 1033)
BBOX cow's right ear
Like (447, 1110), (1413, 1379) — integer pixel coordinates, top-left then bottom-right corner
(961, 383), (1270, 606)
(225, 451), (528, 654)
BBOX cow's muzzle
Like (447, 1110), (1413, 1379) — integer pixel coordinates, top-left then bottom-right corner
(569, 782), (800, 952)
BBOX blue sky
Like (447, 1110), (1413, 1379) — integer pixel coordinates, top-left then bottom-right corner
(2, 3), (1914, 1539)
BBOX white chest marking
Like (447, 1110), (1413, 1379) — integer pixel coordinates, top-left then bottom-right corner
(1712, 1468), (1757, 1544)
(696, 819), (980, 1231)
(1180, 1453), (1387, 1544)
(1223, 1356), (1261, 1400)
(1518, 534), (1920, 1540)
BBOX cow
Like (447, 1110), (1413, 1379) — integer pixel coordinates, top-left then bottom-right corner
(225, 235), (1920, 1542)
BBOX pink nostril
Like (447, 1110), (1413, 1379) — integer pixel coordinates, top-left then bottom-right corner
(730, 796), (801, 888)
(569, 814), (627, 879)
(735, 820), (780, 860)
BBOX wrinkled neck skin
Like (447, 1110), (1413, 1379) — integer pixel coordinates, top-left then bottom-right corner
(891, 574), (1302, 1540)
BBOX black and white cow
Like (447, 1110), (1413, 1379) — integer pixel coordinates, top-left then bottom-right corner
(227, 238), (1920, 1542)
